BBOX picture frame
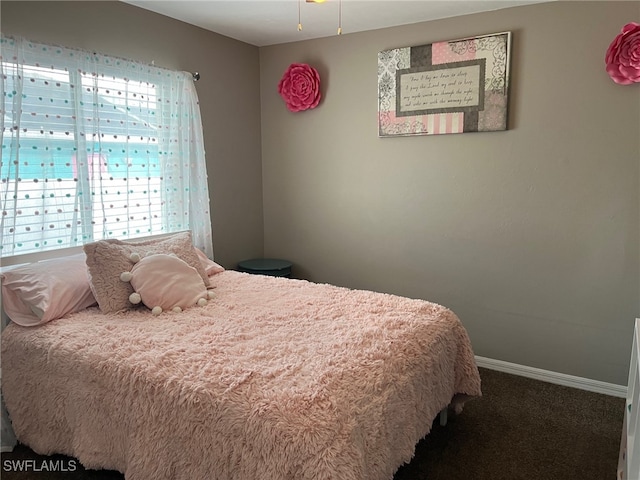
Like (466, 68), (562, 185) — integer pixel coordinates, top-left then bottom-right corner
(377, 31), (512, 137)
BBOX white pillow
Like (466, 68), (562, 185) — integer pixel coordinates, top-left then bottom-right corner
(1, 254), (97, 326)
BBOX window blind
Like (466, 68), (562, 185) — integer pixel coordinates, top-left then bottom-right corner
(1, 36), (213, 258)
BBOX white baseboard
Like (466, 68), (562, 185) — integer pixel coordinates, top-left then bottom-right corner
(475, 356), (627, 398)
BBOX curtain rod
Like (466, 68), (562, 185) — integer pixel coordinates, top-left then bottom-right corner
(3, 35), (202, 82)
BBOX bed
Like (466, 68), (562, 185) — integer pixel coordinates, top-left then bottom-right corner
(1, 236), (481, 480)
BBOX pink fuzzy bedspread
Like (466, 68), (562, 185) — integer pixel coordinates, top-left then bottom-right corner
(2, 271), (481, 480)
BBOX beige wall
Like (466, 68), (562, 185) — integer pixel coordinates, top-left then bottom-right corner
(260, 1), (640, 385)
(1, 1), (264, 269)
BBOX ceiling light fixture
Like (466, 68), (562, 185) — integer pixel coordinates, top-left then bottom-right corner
(298, 0), (342, 35)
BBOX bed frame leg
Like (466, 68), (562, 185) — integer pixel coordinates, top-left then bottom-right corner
(439, 408), (448, 426)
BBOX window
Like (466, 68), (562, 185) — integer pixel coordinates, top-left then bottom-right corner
(1, 36), (212, 258)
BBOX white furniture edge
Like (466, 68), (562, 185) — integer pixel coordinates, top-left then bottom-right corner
(618, 318), (640, 480)
(475, 355), (627, 398)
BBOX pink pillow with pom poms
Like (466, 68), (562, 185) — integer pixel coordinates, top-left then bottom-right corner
(129, 254), (209, 313)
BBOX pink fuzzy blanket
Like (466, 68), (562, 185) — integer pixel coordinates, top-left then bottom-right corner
(2, 271), (481, 480)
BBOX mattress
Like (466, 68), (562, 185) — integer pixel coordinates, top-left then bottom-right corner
(2, 271), (481, 480)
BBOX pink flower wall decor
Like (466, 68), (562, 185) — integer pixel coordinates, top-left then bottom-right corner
(605, 22), (640, 85)
(277, 63), (321, 112)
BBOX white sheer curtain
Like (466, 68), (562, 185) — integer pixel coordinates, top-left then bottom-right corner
(0, 36), (213, 258)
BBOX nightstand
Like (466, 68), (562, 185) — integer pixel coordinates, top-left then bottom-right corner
(237, 258), (292, 278)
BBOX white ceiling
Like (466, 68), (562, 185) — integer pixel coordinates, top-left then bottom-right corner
(122, 0), (551, 47)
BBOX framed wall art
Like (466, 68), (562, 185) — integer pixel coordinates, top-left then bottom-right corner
(377, 31), (512, 137)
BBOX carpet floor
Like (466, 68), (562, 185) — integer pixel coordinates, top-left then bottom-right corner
(1, 367), (624, 479)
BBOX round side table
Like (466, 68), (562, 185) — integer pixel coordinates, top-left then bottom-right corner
(237, 258), (292, 278)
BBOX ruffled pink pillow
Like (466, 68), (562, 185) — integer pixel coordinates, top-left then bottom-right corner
(195, 247), (225, 276)
(84, 231), (209, 313)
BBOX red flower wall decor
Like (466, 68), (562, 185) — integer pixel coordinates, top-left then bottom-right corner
(277, 63), (321, 112)
(605, 22), (640, 85)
